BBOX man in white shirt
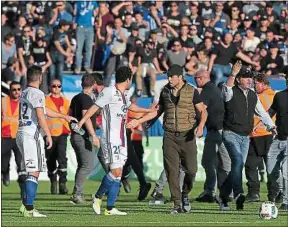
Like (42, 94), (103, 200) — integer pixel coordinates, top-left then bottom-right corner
(77, 66), (156, 215)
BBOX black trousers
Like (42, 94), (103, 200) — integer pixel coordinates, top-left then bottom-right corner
(245, 135), (273, 194)
(122, 129), (147, 186)
(1, 137), (26, 176)
(132, 140), (144, 169)
(45, 135), (68, 183)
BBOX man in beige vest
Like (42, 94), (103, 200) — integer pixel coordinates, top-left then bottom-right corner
(127, 64), (207, 214)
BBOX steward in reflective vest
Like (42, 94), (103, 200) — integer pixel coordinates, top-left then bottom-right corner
(45, 79), (70, 195)
(1, 81), (27, 201)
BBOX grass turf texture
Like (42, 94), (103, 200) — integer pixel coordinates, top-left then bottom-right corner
(2, 180), (287, 226)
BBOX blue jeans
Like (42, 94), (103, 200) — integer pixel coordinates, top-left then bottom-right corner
(212, 64), (232, 87)
(49, 52), (65, 82)
(75, 26), (94, 70)
(267, 139), (288, 205)
(220, 130), (250, 199)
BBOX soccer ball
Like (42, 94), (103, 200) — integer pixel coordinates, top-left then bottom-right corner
(259, 201), (278, 220)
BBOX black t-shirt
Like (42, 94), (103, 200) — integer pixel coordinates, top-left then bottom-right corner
(31, 43), (48, 66)
(200, 81), (224, 130)
(50, 29), (67, 53)
(70, 93), (97, 137)
(270, 89), (288, 140)
(138, 47), (157, 64)
(17, 37), (33, 60)
(212, 42), (238, 65)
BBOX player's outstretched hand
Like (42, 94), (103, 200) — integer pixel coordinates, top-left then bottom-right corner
(92, 135), (100, 148)
(46, 136), (53, 149)
(64, 116), (78, 123)
(127, 119), (140, 129)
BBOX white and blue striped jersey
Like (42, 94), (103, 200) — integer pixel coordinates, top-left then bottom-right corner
(95, 85), (131, 147)
(18, 86), (46, 136)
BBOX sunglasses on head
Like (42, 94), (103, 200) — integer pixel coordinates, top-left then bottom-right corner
(52, 84), (62, 88)
(12, 88), (21, 91)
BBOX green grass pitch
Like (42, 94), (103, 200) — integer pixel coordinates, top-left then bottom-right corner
(1, 180), (287, 226)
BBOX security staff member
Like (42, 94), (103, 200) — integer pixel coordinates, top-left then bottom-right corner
(194, 70), (230, 203)
(45, 79), (70, 195)
(267, 75), (288, 210)
(245, 74), (275, 202)
(127, 64), (207, 214)
(1, 81), (26, 200)
(219, 62), (275, 211)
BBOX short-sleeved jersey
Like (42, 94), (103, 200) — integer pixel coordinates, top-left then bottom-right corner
(18, 86), (46, 136)
(95, 86), (131, 147)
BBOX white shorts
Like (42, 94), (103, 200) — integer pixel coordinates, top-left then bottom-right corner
(100, 140), (127, 169)
(16, 132), (47, 172)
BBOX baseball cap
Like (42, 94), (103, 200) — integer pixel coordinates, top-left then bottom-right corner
(167, 65), (184, 77)
(244, 15), (251, 21)
(130, 23), (139, 31)
(269, 42), (279, 49)
(59, 19), (72, 27)
(260, 15), (268, 21)
(238, 65), (253, 78)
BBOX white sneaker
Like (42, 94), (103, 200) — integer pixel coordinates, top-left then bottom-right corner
(23, 208), (47, 217)
(92, 196), (102, 215)
(19, 204), (25, 214)
(104, 208), (127, 216)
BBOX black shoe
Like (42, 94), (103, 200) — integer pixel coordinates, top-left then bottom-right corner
(245, 193), (260, 203)
(51, 181), (57, 195)
(138, 183), (151, 201)
(170, 206), (183, 214)
(195, 191), (215, 203)
(275, 192), (283, 204)
(268, 194), (276, 203)
(59, 182), (68, 194)
(279, 203), (288, 211)
(122, 178), (131, 193)
(2, 172), (10, 186)
(236, 194), (245, 210)
(182, 195), (191, 213)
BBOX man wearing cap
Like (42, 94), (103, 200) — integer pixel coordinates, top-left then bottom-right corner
(218, 62), (276, 211)
(127, 64), (207, 214)
(49, 19), (73, 82)
(266, 75), (288, 211)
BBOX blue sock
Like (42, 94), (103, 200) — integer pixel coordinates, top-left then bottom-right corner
(21, 183), (26, 205)
(107, 177), (121, 209)
(95, 173), (115, 198)
(25, 175), (38, 208)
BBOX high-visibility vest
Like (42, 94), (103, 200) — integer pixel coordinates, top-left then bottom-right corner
(1, 96), (19, 138)
(250, 88), (276, 137)
(127, 110), (144, 141)
(45, 95), (71, 136)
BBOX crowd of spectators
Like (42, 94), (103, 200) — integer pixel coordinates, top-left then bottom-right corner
(1, 1), (288, 96)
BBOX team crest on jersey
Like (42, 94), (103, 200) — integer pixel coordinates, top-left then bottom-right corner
(121, 105), (128, 113)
